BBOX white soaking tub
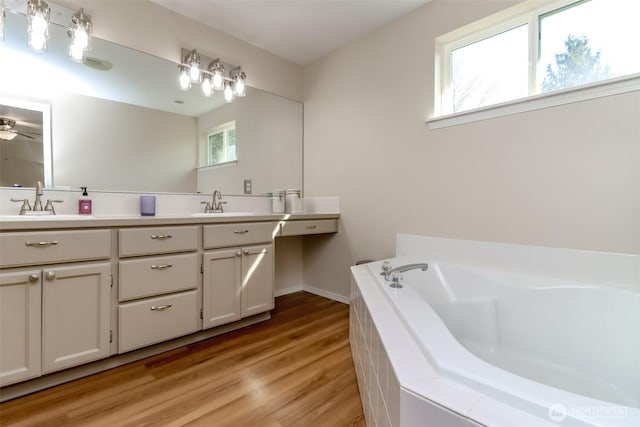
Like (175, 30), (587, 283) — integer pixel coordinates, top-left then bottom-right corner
(349, 235), (640, 427)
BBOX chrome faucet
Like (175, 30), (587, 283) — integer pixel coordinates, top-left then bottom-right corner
(381, 263), (428, 281)
(211, 190), (227, 212)
(201, 190), (227, 213)
(33, 181), (44, 211)
(9, 181), (63, 215)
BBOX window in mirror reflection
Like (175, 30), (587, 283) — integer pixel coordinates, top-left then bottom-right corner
(208, 120), (236, 166)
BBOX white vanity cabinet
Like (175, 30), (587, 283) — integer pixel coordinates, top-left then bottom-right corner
(0, 270), (41, 386)
(0, 230), (112, 386)
(202, 223), (274, 329)
(41, 262), (111, 373)
(117, 226), (200, 353)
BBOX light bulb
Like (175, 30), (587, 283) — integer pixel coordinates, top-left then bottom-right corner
(234, 78), (245, 97)
(189, 63), (200, 82)
(31, 14), (47, 33)
(212, 72), (224, 91)
(27, 0), (50, 52)
(201, 75), (212, 97)
(231, 67), (246, 97)
(69, 43), (85, 61)
(224, 82), (234, 103)
(73, 27), (89, 49)
(68, 8), (91, 62)
(29, 33), (47, 51)
(178, 66), (190, 90)
(209, 59), (225, 90)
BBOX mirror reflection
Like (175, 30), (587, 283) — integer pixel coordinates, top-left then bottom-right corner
(0, 9), (302, 195)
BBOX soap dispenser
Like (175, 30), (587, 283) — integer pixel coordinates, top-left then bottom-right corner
(79, 187), (92, 215)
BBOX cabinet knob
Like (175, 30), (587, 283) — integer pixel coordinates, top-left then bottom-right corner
(243, 249), (250, 255)
(236, 251), (242, 256)
(45, 271), (56, 281)
(29, 274), (39, 282)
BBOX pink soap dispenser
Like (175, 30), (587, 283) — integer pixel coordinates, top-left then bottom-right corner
(79, 187), (92, 215)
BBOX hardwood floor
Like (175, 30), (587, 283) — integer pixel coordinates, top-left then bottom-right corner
(0, 292), (365, 426)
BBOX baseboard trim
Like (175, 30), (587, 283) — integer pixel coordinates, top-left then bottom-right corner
(274, 285), (304, 297)
(302, 285), (351, 305)
(275, 284), (350, 304)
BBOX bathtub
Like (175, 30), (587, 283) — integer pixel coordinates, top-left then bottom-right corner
(349, 236), (640, 427)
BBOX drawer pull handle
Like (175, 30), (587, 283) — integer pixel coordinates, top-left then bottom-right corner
(233, 230), (249, 234)
(150, 234), (173, 240)
(150, 304), (173, 311)
(25, 240), (59, 247)
(150, 264), (173, 270)
(305, 225), (317, 230)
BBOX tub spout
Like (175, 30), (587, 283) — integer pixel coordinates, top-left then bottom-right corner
(382, 263), (428, 280)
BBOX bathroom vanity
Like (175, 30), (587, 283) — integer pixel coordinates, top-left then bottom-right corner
(0, 213), (338, 399)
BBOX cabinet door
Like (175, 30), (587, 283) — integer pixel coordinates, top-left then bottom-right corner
(241, 244), (274, 317)
(203, 248), (242, 329)
(0, 270), (41, 386)
(42, 262), (111, 373)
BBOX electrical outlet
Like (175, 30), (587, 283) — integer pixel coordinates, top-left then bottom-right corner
(244, 179), (252, 194)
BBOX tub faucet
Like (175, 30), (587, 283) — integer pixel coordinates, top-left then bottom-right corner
(382, 263), (428, 280)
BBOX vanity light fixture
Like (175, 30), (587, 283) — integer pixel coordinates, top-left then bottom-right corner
(27, 0), (50, 52)
(67, 8), (91, 62)
(178, 48), (248, 103)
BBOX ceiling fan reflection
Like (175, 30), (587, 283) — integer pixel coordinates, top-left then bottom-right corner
(0, 117), (40, 141)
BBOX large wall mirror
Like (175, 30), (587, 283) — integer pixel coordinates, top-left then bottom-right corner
(0, 8), (302, 195)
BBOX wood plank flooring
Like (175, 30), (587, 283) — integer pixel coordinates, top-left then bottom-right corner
(0, 292), (365, 426)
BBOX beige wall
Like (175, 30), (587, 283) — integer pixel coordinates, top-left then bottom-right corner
(302, 1), (640, 297)
(59, 0), (303, 101)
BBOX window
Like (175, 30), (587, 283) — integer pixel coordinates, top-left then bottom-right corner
(208, 121), (236, 166)
(435, 0), (640, 118)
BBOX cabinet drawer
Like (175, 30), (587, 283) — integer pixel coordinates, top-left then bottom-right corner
(203, 222), (274, 249)
(0, 230), (110, 268)
(280, 219), (338, 236)
(119, 253), (198, 302)
(118, 290), (199, 353)
(119, 226), (198, 257)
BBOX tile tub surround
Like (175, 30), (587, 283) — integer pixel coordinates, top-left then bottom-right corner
(350, 266), (551, 427)
(350, 235), (639, 427)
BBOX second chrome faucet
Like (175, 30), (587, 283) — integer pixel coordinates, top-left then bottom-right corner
(201, 190), (228, 213)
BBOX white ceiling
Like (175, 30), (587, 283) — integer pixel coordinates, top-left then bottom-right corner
(151, 0), (431, 65)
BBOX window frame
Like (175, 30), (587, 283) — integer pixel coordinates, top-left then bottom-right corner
(430, 0), (640, 128)
(207, 120), (236, 167)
